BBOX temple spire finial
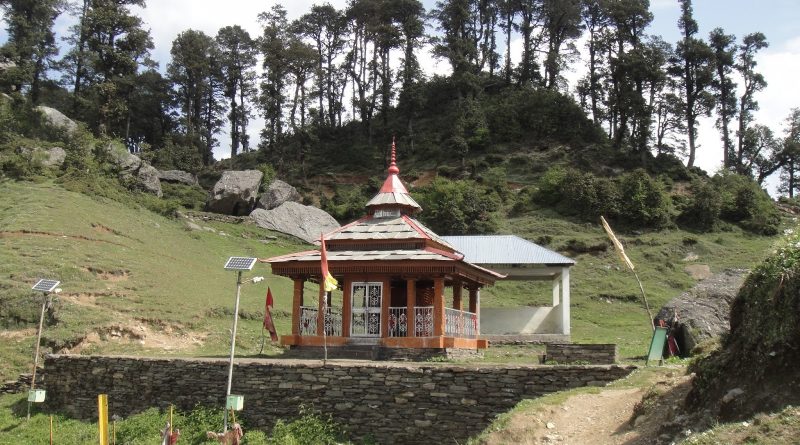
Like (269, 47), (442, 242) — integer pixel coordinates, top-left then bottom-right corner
(388, 136), (399, 175)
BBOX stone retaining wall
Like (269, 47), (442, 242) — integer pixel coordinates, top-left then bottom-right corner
(43, 355), (634, 444)
(545, 343), (618, 364)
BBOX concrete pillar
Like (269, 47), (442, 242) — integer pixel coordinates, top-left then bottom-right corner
(433, 278), (445, 336)
(342, 278), (351, 337)
(292, 278), (304, 336)
(561, 267), (571, 336)
(552, 275), (561, 306)
(407, 279), (416, 337)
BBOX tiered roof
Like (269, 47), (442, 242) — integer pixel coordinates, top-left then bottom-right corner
(263, 138), (503, 284)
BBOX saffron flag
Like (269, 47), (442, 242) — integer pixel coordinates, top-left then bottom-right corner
(263, 287), (278, 342)
(600, 216), (635, 271)
(320, 234), (338, 292)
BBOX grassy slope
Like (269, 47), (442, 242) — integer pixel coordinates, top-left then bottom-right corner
(0, 179), (314, 381)
(0, 179), (782, 378)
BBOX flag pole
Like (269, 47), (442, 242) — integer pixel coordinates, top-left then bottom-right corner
(323, 291), (328, 365)
(600, 216), (655, 331)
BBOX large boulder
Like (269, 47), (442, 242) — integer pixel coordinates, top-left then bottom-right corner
(257, 179), (301, 210)
(207, 170), (263, 216)
(35, 106), (78, 134)
(19, 146), (66, 168)
(158, 170), (198, 186)
(102, 142), (162, 197)
(250, 202), (340, 244)
(655, 269), (748, 355)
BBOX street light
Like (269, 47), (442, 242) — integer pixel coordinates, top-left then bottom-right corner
(28, 279), (61, 420)
(221, 257), (262, 432)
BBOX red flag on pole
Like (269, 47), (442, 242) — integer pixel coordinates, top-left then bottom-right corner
(263, 287), (278, 342)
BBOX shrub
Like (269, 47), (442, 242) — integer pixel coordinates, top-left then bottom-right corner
(412, 177), (500, 235)
(161, 183), (207, 210)
(534, 166), (568, 206)
(678, 179), (722, 232)
(267, 407), (346, 445)
(617, 169), (672, 229)
(713, 172), (780, 235)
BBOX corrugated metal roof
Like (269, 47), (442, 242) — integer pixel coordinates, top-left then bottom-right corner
(442, 235), (575, 266)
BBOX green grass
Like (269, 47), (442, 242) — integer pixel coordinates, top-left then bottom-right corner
(0, 179), (309, 381)
(680, 406), (800, 445)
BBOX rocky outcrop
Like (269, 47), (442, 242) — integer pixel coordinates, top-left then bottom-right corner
(158, 170), (198, 186)
(655, 269), (748, 355)
(207, 170), (263, 216)
(257, 179), (301, 210)
(102, 142), (163, 197)
(19, 146), (66, 167)
(250, 202), (339, 243)
(35, 106), (78, 134)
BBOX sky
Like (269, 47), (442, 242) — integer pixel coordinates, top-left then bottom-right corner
(3, 0), (799, 192)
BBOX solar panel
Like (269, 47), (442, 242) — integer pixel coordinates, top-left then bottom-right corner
(32, 279), (60, 293)
(224, 257), (257, 271)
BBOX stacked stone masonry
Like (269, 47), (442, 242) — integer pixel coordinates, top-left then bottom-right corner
(43, 355), (634, 444)
(545, 343), (618, 365)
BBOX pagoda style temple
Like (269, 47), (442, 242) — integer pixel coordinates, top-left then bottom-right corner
(263, 141), (503, 355)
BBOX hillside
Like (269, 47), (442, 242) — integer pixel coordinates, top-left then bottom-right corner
(0, 177), (783, 382)
(0, 180), (308, 382)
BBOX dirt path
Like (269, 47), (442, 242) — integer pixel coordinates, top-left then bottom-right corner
(481, 371), (692, 445)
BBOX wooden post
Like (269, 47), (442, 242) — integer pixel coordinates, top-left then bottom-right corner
(453, 283), (462, 311)
(316, 284), (325, 336)
(381, 278), (390, 338)
(468, 287), (478, 314)
(407, 279), (416, 337)
(342, 278), (352, 337)
(433, 278), (445, 336)
(291, 279), (303, 336)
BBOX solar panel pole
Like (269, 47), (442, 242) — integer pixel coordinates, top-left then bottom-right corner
(223, 269), (242, 433)
(28, 279), (60, 421)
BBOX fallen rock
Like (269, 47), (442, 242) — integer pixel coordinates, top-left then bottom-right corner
(250, 202), (340, 244)
(102, 142), (162, 197)
(136, 163), (163, 197)
(35, 106), (78, 134)
(207, 170), (263, 216)
(158, 170), (198, 186)
(257, 179), (301, 210)
(722, 388), (745, 404)
(19, 146), (66, 168)
(655, 269), (748, 355)
(684, 264), (712, 280)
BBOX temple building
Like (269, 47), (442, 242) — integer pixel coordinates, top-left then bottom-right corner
(262, 141), (504, 357)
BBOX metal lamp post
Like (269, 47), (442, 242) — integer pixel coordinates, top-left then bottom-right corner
(221, 257), (262, 432)
(28, 279), (61, 420)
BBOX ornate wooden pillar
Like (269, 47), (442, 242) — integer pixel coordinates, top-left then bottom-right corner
(453, 283), (462, 311)
(381, 278), (391, 338)
(433, 278), (445, 336)
(292, 278), (304, 336)
(407, 279), (416, 337)
(469, 286), (480, 335)
(316, 283), (326, 336)
(342, 278), (351, 337)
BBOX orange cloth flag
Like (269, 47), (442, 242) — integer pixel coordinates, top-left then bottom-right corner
(320, 235), (338, 292)
(263, 287), (278, 342)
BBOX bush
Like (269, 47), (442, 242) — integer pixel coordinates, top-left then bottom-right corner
(412, 177), (500, 235)
(678, 179), (722, 232)
(617, 169), (672, 229)
(161, 183), (207, 210)
(267, 407), (346, 445)
(321, 184), (370, 222)
(713, 172), (780, 235)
